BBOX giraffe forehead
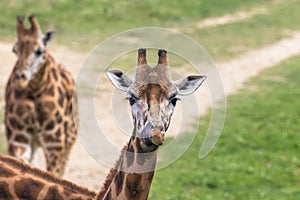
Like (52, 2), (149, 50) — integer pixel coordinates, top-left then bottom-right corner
(137, 84), (172, 102)
(17, 38), (39, 53)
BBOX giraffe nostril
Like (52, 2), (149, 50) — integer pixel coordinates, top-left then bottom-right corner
(157, 125), (164, 132)
(16, 72), (27, 80)
(20, 74), (26, 80)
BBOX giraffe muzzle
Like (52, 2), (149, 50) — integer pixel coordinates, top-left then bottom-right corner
(15, 70), (29, 89)
(15, 71), (27, 80)
(140, 122), (165, 147)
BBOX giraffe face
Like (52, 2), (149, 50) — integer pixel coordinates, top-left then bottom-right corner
(13, 15), (54, 89)
(127, 83), (178, 137)
(107, 49), (206, 147)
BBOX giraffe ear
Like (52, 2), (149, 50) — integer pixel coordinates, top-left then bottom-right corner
(106, 69), (133, 92)
(43, 31), (55, 46)
(174, 75), (206, 96)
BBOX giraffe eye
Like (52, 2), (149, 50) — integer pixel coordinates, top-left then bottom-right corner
(128, 97), (136, 106)
(35, 47), (44, 56)
(170, 97), (180, 106)
(126, 96), (137, 106)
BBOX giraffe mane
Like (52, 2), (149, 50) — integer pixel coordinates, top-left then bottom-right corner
(0, 154), (96, 197)
(97, 144), (128, 198)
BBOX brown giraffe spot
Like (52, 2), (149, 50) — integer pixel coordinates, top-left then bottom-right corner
(65, 103), (72, 115)
(6, 90), (12, 100)
(126, 146), (135, 168)
(14, 134), (29, 144)
(14, 178), (43, 199)
(114, 171), (124, 196)
(55, 128), (61, 137)
(55, 111), (63, 123)
(0, 164), (16, 177)
(51, 68), (58, 81)
(9, 117), (24, 130)
(46, 85), (55, 96)
(6, 127), (12, 140)
(45, 120), (55, 130)
(8, 145), (14, 155)
(44, 186), (63, 200)
(8, 103), (14, 113)
(14, 90), (22, 99)
(43, 134), (60, 143)
(37, 112), (47, 125)
(104, 188), (111, 200)
(44, 101), (55, 110)
(62, 187), (75, 197)
(0, 182), (13, 199)
(63, 121), (68, 133)
(16, 105), (25, 117)
(26, 126), (35, 134)
(24, 115), (35, 124)
(60, 71), (70, 84)
(47, 146), (62, 151)
(125, 173), (142, 199)
(58, 87), (64, 107)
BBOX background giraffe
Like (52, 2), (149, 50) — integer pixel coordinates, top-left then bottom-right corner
(97, 48), (206, 199)
(4, 15), (78, 177)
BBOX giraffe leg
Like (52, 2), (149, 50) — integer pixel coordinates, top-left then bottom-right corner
(40, 131), (67, 177)
(8, 142), (32, 164)
(28, 143), (41, 168)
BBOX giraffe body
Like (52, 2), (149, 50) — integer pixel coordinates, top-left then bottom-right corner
(5, 15), (78, 176)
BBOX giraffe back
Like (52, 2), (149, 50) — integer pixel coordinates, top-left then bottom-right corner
(0, 154), (96, 200)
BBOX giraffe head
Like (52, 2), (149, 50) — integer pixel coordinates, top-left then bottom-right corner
(12, 15), (55, 89)
(107, 49), (206, 148)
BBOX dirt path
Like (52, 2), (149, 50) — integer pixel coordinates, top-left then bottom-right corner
(1, 30), (300, 190)
(196, 7), (267, 29)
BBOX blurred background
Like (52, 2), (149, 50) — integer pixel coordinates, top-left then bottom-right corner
(0, 0), (300, 199)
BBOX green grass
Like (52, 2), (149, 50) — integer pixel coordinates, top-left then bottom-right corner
(191, 0), (300, 61)
(149, 56), (300, 199)
(0, 0), (267, 41)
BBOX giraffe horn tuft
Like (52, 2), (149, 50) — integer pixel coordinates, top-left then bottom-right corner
(16, 16), (25, 39)
(137, 48), (147, 66)
(158, 49), (168, 66)
(28, 14), (41, 36)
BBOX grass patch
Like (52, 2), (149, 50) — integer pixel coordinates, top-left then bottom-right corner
(190, 0), (300, 61)
(149, 56), (300, 199)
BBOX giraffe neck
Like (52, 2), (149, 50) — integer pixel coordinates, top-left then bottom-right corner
(0, 154), (96, 199)
(97, 132), (159, 200)
(27, 50), (55, 95)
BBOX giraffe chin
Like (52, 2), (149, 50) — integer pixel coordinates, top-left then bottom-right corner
(140, 123), (164, 147)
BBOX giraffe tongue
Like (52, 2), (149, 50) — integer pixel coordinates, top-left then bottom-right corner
(140, 122), (154, 147)
(140, 122), (164, 147)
